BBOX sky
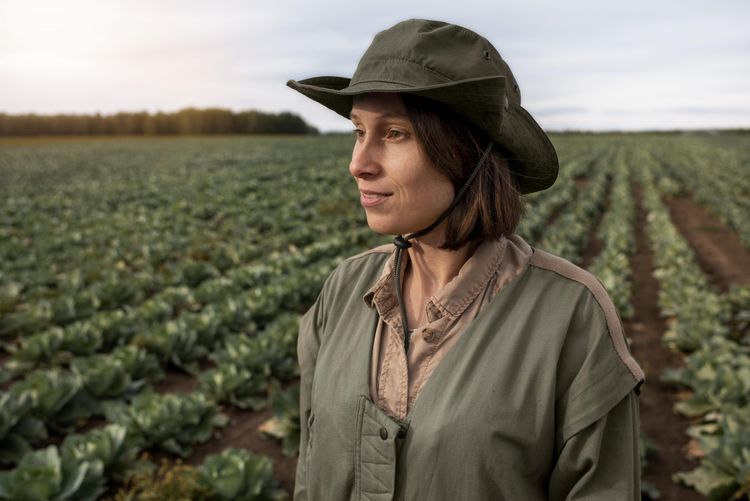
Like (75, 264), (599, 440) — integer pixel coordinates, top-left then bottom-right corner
(1, 0), (749, 132)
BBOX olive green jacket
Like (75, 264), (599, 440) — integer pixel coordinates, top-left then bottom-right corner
(295, 242), (645, 500)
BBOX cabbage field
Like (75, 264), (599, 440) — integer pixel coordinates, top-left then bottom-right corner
(1, 133), (749, 500)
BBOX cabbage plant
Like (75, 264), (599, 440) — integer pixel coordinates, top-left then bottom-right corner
(199, 365), (266, 411)
(0, 390), (45, 465)
(0, 446), (97, 501)
(107, 390), (228, 457)
(61, 424), (138, 483)
(259, 383), (300, 457)
(674, 407), (750, 500)
(198, 448), (286, 500)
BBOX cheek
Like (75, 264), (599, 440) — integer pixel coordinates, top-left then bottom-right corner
(415, 173), (454, 209)
(434, 178), (455, 202)
(387, 147), (454, 210)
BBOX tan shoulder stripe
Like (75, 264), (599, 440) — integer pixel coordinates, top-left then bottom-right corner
(529, 249), (646, 385)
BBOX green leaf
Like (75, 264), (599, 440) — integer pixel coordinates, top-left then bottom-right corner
(674, 463), (737, 499)
(0, 446), (62, 501)
(54, 460), (92, 501)
(60, 423), (133, 474)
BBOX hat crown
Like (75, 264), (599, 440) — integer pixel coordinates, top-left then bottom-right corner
(351, 19), (521, 105)
(285, 18), (559, 194)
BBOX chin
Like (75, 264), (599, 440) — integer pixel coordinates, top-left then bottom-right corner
(365, 214), (421, 237)
(365, 221), (398, 236)
(365, 215), (401, 236)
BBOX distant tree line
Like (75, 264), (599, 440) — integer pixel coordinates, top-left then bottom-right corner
(0, 108), (319, 136)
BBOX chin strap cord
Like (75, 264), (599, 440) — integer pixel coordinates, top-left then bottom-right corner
(392, 141), (493, 354)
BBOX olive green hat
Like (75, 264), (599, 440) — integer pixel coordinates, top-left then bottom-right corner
(287, 18), (558, 194)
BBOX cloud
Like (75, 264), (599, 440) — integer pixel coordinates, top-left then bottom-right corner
(529, 106), (591, 117)
(1, 0), (749, 130)
(602, 106), (750, 116)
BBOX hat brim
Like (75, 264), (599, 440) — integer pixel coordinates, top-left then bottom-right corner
(287, 76), (557, 194)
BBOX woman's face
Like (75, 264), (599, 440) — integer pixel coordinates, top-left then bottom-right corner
(349, 93), (454, 238)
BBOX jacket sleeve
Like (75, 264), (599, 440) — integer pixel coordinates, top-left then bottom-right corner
(293, 287), (326, 501)
(547, 277), (644, 501)
(548, 390), (641, 500)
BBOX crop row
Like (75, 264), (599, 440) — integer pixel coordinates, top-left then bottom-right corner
(0, 311), (304, 499)
(0, 270), (323, 455)
(0, 407), (285, 501)
(0, 137), (359, 312)
(517, 147), (606, 243)
(587, 147), (636, 319)
(0, 348), (298, 499)
(0, 239), (363, 468)
(638, 159), (729, 353)
(0, 211), (373, 342)
(0, 312), (295, 460)
(578, 146), (658, 498)
(636, 153), (750, 500)
(651, 139), (750, 249)
(536, 149), (611, 263)
(2, 229), (376, 380)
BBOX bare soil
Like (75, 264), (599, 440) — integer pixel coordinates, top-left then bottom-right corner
(579, 177), (608, 269)
(186, 405), (298, 494)
(663, 195), (750, 289)
(626, 185), (704, 500)
(152, 369), (200, 394)
(573, 176), (590, 191)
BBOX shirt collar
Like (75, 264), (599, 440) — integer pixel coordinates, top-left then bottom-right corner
(363, 235), (512, 321)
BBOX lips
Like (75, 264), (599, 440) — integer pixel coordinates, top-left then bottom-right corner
(359, 189), (392, 208)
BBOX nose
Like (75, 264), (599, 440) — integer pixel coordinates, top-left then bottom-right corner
(349, 136), (381, 179)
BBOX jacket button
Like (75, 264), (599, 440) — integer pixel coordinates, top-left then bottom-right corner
(379, 428), (388, 440)
(397, 427), (407, 439)
(423, 329), (436, 342)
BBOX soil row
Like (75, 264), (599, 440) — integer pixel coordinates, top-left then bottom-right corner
(626, 186), (700, 500)
(628, 187), (750, 499)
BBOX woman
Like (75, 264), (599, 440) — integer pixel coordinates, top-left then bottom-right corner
(286, 19), (645, 500)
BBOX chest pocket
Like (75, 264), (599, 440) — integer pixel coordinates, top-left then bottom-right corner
(354, 395), (409, 501)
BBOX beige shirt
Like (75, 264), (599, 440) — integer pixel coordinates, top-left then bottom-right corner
(364, 234), (533, 421)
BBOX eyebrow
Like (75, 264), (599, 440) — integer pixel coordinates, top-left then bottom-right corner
(349, 111), (410, 120)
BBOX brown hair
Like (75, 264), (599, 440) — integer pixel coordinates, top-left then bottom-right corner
(400, 93), (525, 250)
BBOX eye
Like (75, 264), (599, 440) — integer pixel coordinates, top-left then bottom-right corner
(352, 128), (364, 139)
(386, 128), (407, 140)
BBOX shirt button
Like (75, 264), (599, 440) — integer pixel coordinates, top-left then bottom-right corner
(423, 328), (436, 342)
(379, 428), (388, 440)
(427, 304), (443, 321)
